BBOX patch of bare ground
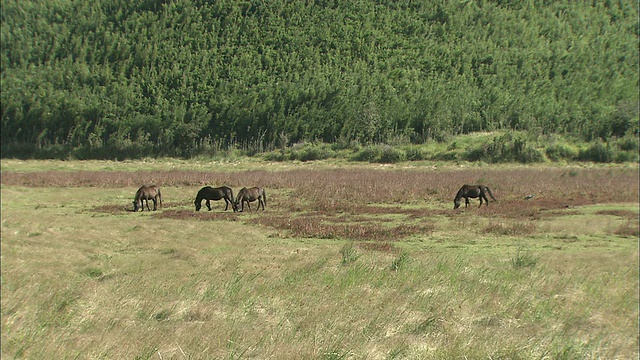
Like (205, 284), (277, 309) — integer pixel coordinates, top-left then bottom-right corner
(154, 209), (240, 222)
(90, 204), (132, 214)
(89, 202), (190, 214)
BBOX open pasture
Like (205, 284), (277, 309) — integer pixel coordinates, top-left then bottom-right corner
(1, 161), (638, 359)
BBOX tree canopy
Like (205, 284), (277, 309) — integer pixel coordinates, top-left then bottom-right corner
(1, 0), (638, 158)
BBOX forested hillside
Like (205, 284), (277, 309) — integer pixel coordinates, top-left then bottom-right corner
(1, 0), (638, 159)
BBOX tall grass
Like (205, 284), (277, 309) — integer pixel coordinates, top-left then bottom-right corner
(1, 162), (638, 359)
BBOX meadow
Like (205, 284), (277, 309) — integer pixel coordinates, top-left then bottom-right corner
(1, 159), (638, 359)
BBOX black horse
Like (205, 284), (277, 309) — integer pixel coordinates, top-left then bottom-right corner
(234, 187), (266, 212)
(453, 184), (496, 209)
(133, 185), (162, 211)
(195, 186), (236, 211)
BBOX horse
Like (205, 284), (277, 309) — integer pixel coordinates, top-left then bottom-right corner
(195, 186), (235, 211)
(453, 184), (496, 209)
(133, 185), (162, 211)
(234, 187), (266, 212)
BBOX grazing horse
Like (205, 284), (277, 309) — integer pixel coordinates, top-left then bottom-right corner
(453, 184), (496, 209)
(133, 185), (162, 211)
(195, 186), (235, 212)
(234, 187), (266, 212)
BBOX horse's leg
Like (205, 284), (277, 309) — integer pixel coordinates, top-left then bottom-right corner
(206, 200), (212, 211)
(478, 196), (483, 208)
(482, 194), (489, 206)
(152, 197), (157, 211)
(224, 198), (229, 211)
(465, 197), (470, 208)
(259, 197), (265, 210)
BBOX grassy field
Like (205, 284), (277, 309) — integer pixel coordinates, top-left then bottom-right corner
(1, 159), (638, 359)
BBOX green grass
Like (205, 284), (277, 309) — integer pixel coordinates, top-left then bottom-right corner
(1, 160), (638, 359)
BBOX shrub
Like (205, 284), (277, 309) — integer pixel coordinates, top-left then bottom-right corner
(351, 145), (406, 163)
(404, 146), (427, 161)
(517, 145), (546, 163)
(615, 135), (639, 151)
(578, 140), (613, 162)
(351, 145), (381, 162)
(263, 150), (287, 162)
(431, 151), (459, 161)
(614, 150), (639, 163)
(464, 132), (545, 163)
(378, 145), (406, 163)
(292, 144), (336, 162)
(545, 143), (578, 162)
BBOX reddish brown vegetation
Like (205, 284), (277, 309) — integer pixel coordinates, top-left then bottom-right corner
(7, 166), (638, 241)
(253, 212), (435, 241)
(482, 221), (537, 236)
(157, 210), (241, 222)
(357, 242), (396, 252)
(4, 167), (636, 205)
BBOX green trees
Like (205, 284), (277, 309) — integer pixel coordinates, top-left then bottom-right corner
(1, 0), (637, 159)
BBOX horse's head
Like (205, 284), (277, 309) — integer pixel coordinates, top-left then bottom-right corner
(194, 199), (201, 211)
(132, 200), (139, 212)
(453, 200), (461, 209)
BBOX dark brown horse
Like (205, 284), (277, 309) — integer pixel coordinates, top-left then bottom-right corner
(195, 186), (235, 211)
(234, 187), (266, 212)
(133, 185), (162, 211)
(454, 184), (496, 209)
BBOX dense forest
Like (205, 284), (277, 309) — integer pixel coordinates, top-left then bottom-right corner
(1, 0), (638, 160)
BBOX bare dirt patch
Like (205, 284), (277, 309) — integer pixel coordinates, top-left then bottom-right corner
(155, 209), (241, 222)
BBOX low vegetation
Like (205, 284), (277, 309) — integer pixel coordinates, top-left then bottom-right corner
(1, 160), (638, 359)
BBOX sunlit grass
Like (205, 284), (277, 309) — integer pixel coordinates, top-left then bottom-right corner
(1, 161), (638, 359)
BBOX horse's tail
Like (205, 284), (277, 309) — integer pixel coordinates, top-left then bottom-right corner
(157, 187), (163, 207)
(262, 188), (267, 207)
(485, 186), (496, 201)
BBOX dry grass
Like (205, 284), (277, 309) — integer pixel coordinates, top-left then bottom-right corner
(4, 165), (637, 216)
(1, 161), (638, 359)
(614, 218), (640, 237)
